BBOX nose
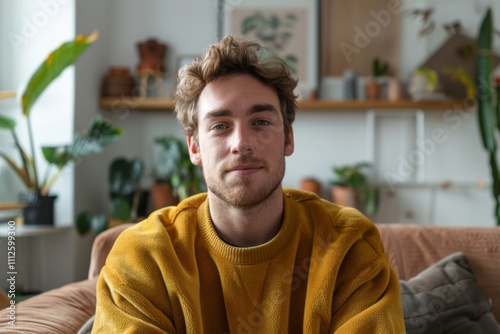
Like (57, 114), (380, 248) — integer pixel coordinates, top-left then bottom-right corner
(230, 123), (254, 155)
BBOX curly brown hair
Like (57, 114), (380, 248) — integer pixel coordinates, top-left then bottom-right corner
(174, 35), (298, 142)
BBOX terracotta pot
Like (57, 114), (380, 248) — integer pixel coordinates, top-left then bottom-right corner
(365, 80), (381, 100)
(150, 182), (178, 211)
(331, 186), (360, 209)
(101, 67), (135, 97)
(300, 178), (322, 196)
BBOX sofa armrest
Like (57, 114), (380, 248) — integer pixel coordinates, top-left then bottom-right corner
(0, 278), (97, 334)
(87, 223), (134, 279)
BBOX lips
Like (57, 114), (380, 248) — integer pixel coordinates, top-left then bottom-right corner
(228, 164), (262, 172)
(225, 164), (262, 177)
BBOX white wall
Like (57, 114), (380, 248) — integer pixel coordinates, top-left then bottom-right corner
(0, 0), (75, 226)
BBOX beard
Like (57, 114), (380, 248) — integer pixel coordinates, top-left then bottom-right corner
(204, 155), (286, 209)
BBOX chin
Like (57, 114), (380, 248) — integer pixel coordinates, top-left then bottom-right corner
(210, 180), (281, 209)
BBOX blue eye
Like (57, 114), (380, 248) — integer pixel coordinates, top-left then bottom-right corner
(212, 124), (227, 131)
(255, 120), (270, 126)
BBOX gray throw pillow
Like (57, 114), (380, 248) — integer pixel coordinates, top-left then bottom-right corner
(400, 252), (500, 334)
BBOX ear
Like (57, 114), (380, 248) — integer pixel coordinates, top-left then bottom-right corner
(187, 135), (202, 166)
(284, 125), (294, 157)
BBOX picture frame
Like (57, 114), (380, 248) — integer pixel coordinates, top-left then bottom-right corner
(319, 0), (400, 78)
(217, 0), (320, 100)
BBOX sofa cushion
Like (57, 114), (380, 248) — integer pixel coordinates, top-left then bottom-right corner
(0, 277), (97, 334)
(401, 252), (500, 334)
(376, 224), (500, 320)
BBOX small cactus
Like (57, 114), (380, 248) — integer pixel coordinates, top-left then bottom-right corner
(372, 57), (389, 78)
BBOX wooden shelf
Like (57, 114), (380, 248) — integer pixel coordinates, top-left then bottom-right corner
(99, 97), (468, 112)
(296, 99), (468, 110)
(0, 91), (16, 100)
(99, 97), (175, 111)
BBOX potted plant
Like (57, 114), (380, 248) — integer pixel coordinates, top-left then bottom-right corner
(0, 31), (123, 225)
(330, 162), (378, 217)
(149, 135), (205, 210)
(475, 8), (500, 226)
(365, 57), (389, 100)
(443, 66), (475, 98)
(76, 157), (145, 235)
(109, 157), (145, 224)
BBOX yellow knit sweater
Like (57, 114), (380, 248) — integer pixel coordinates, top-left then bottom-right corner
(93, 189), (405, 333)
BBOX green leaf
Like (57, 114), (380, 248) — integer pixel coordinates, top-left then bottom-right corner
(285, 55), (298, 63)
(111, 197), (131, 221)
(109, 157), (144, 197)
(21, 31), (99, 116)
(153, 135), (183, 180)
(269, 15), (279, 29)
(242, 16), (258, 34)
(0, 115), (16, 130)
(496, 84), (500, 131)
(476, 8), (495, 152)
(42, 145), (72, 167)
(42, 116), (122, 168)
(69, 116), (123, 158)
(75, 211), (92, 235)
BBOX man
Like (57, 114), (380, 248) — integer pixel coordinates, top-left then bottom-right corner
(92, 36), (405, 333)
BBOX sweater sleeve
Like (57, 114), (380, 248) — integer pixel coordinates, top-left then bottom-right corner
(329, 212), (405, 333)
(331, 254), (404, 333)
(91, 219), (177, 333)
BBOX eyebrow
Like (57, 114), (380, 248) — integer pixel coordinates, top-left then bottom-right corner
(203, 103), (279, 121)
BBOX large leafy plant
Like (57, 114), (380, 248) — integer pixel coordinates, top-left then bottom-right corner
(476, 8), (500, 226)
(0, 32), (122, 197)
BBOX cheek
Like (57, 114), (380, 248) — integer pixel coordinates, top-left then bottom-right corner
(199, 139), (225, 162)
(254, 130), (286, 154)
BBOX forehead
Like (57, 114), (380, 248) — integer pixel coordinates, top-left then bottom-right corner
(198, 74), (280, 115)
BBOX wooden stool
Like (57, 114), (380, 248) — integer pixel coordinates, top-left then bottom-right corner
(138, 70), (164, 98)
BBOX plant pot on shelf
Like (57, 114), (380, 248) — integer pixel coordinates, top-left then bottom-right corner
(331, 186), (360, 210)
(101, 67), (136, 97)
(300, 178), (322, 196)
(150, 182), (179, 211)
(20, 193), (57, 225)
(365, 80), (381, 100)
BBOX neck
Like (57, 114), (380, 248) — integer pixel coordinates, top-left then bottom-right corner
(208, 188), (284, 247)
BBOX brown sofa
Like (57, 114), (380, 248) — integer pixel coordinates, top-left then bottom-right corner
(0, 223), (499, 333)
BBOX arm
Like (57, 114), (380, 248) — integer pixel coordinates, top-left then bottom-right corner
(331, 252), (404, 333)
(92, 222), (176, 333)
(327, 211), (405, 333)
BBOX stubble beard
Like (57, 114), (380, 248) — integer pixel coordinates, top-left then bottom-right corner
(205, 156), (286, 209)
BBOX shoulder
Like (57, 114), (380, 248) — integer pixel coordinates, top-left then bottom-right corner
(284, 187), (368, 226)
(109, 193), (208, 262)
(284, 188), (383, 253)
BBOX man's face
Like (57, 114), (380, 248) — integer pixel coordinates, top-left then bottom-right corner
(188, 74), (294, 208)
